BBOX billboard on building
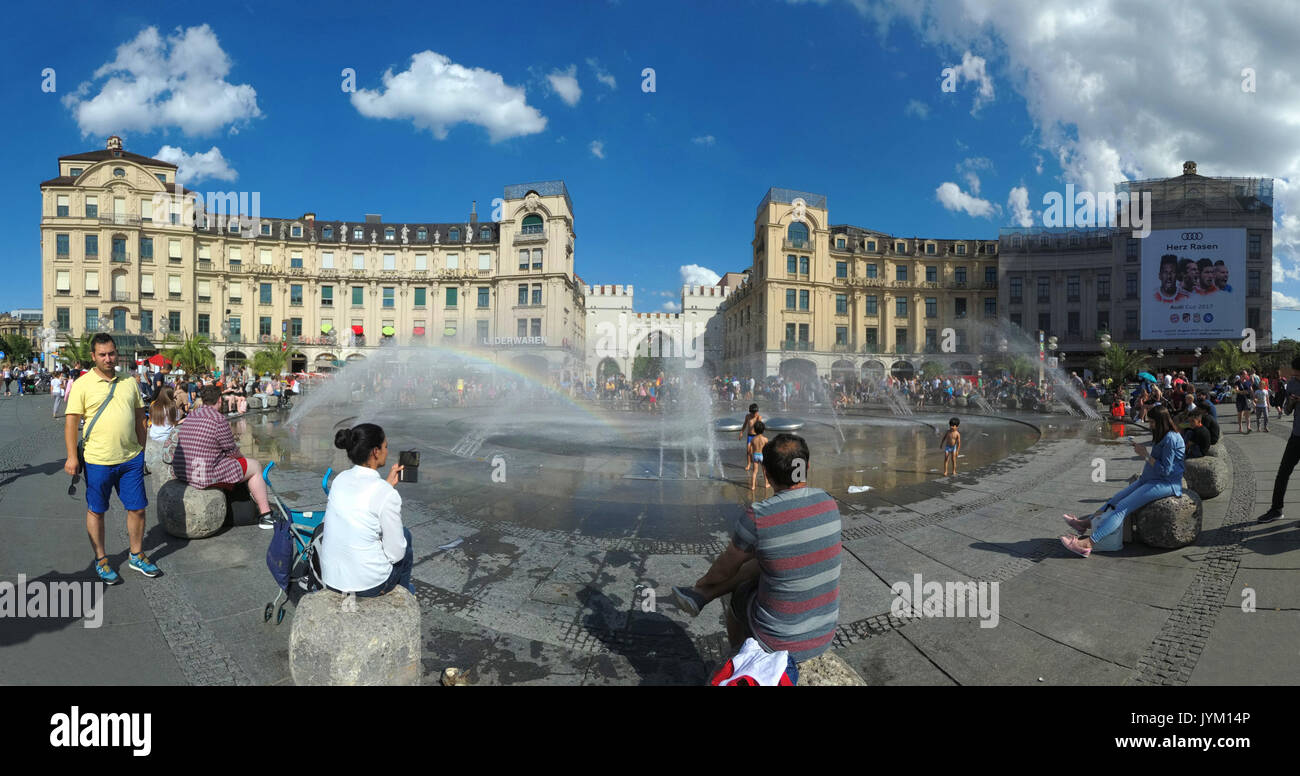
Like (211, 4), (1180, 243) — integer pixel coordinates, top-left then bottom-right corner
(1141, 228), (1245, 339)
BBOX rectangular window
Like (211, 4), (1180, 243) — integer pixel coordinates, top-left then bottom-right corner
(1010, 276), (1023, 302)
(836, 326), (848, 345)
(984, 298), (996, 317)
(85, 234), (98, 256)
(532, 284), (542, 305)
(865, 327), (877, 348)
(198, 279), (211, 300)
(1098, 310), (1109, 331)
(1010, 312), (1022, 328)
(956, 244), (967, 255)
(895, 328), (907, 348)
(260, 248), (273, 266)
(1038, 312), (1051, 332)
(519, 250), (530, 270)
(518, 319), (528, 337)
(1126, 309), (1138, 333)
(836, 238), (846, 250)
(925, 297), (937, 318)
(896, 297), (907, 316)
(383, 287), (394, 308)
(292, 225), (302, 238)
(955, 267), (967, 284)
(896, 265), (907, 282)
(321, 286), (333, 306)
(477, 320), (489, 341)
(1126, 272), (1138, 298)
(85, 196), (98, 218)
(85, 308), (99, 331)
(229, 280), (241, 301)
(519, 285), (528, 306)
(926, 328), (938, 349)
(85, 271), (99, 293)
(799, 256), (809, 275)
(290, 284), (303, 305)
(353, 253), (364, 270)
(478, 287), (489, 307)
(799, 289), (809, 310)
(926, 266), (937, 282)
(139, 236), (153, 260)
(413, 287), (426, 306)
(1067, 275), (1080, 301)
(56, 195), (69, 217)
(415, 253), (427, 271)
(985, 267), (996, 285)
(785, 323), (796, 343)
(798, 323), (809, 342)
(1068, 311), (1080, 334)
(866, 263), (877, 279)
(835, 294), (847, 314)
(259, 316), (272, 337)
(532, 249), (543, 270)
(259, 283), (272, 304)
(56, 234), (70, 256)
(447, 253), (459, 270)
(1249, 233), (1262, 260)
(56, 270), (71, 291)
(291, 251), (303, 269)
(531, 318), (542, 337)
(321, 251), (334, 269)
(896, 242), (906, 253)
(290, 318), (302, 337)
(168, 311), (181, 332)
(197, 313), (210, 335)
(383, 253), (396, 270)
(787, 255), (797, 274)
(926, 243), (936, 255)
(229, 246), (241, 264)
(1249, 307), (1261, 330)
(168, 239), (181, 260)
(1037, 277), (1050, 303)
(479, 253), (491, 271)
(141, 274), (154, 295)
(1249, 270), (1261, 296)
(446, 287), (458, 307)
(1126, 239), (1139, 261)
(786, 289), (796, 309)
(865, 295), (877, 315)
(836, 261), (847, 279)
(228, 316), (241, 337)
(352, 286), (363, 306)
(1097, 274), (1110, 300)
(140, 309), (152, 333)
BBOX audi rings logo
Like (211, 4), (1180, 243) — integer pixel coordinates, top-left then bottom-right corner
(1181, 232), (1203, 240)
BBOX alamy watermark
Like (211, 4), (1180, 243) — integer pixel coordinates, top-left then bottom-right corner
(1041, 183), (1152, 238)
(0, 574), (103, 629)
(150, 183), (262, 234)
(50, 707), (151, 756)
(890, 574), (1000, 628)
(593, 319), (708, 369)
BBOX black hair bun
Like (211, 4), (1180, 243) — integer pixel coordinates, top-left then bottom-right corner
(333, 428), (354, 450)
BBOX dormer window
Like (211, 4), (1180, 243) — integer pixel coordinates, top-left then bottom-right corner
(353, 228), (364, 240)
(69, 168), (83, 177)
(292, 225), (302, 238)
(323, 226), (333, 240)
(385, 227), (395, 241)
(261, 222), (272, 236)
(480, 227), (491, 240)
(156, 174), (167, 183)
(417, 228), (428, 241)
(449, 228), (460, 241)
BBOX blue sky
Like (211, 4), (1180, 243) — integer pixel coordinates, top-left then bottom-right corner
(4, 0), (1300, 337)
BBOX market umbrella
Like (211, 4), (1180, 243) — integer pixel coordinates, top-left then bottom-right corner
(1138, 372), (1157, 383)
(147, 354), (171, 367)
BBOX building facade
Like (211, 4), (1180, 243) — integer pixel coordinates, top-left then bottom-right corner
(999, 162), (1273, 374)
(584, 283), (730, 378)
(40, 138), (587, 381)
(720, 188), (999, 381)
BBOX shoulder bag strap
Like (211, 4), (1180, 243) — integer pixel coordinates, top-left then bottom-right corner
(82, 377), (121, 444)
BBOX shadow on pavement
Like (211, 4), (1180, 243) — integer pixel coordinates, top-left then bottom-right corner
(576, 586), (709, 685)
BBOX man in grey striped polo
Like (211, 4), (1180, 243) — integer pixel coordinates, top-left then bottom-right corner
(674, 433), (842, 664)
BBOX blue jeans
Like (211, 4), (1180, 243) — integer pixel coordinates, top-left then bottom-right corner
(1093, 480), (1179, 543)
(356, 527), (414, 598)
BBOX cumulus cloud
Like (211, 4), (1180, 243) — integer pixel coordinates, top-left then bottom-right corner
(1007, 186), (1034, 227)
(945, 51), (995, 115)
(904, 99), (930, 119)
(587, 58), (617, 89)
(956, 156), (993, 196)
(547, 64), (582, 106)
(589, 140), (605, 159)
(661, 300), (682, 312)
(692, 135), (716, 145)
(936, 182), (996, 218)
(1274, 290), (1300, 310)
(351, 51), (546, 142)
(680, 264), (721, 286)
(152, 145), (237, 185)
(62, 24), (261, 137)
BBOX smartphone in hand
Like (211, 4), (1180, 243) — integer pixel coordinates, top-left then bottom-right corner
(398, 450), (420, 483)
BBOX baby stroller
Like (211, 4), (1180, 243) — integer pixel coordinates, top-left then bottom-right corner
(262, 461), (333, 625)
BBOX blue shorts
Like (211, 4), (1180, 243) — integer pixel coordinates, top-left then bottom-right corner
(84, 451), (148, 515)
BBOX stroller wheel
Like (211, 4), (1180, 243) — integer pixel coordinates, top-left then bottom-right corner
(263, 603), (274, 622)
(276, 603), (287, 625)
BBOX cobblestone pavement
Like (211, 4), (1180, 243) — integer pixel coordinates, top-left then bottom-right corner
(1, 394), (1295, 685)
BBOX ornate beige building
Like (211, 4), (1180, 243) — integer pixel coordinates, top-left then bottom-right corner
(40, 138), (587, 380)
(721, 188), (1000, 381)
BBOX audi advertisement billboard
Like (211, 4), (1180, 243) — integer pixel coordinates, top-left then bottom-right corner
(1141, 228), (1246, 339)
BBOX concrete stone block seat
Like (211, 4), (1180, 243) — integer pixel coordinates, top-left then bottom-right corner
(1132, 490), (1202, 549)
(290, 587), (422, 686)
(1183, 454), (1229, 499)
(156, 479), (228, 539)
(799, 650), (867, 686)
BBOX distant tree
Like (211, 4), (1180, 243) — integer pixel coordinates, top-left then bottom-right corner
(1093, 344), (1150, 384)
(166, 335), (216, 376)
(1199, 340), (1256, 381)
(58, 333), (95, 369)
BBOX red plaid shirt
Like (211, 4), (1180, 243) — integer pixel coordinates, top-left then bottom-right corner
(174, 406), (243, 488)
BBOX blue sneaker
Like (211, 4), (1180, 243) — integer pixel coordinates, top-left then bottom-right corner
(95, 557), (122, 586)
(128, 552), (162, 578)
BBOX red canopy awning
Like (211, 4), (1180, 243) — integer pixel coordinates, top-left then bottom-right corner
(147, 354), (171, 366)
(351, 325), (364, 335)
(413, 327), (426, 335)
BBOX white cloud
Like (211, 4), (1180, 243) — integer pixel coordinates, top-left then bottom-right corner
(1274, 257), (1300, 283)
(692, 135), (716, 145)
(680, 264), (721, 286)
(946, 51), (995, 115)
(1007, 185), (1034, 227)
(1034, 153), (1045, 175)
(956, 156), (993, 196)
(1274, 290), (1300, 310)
(904, 99), (930, 119)
(351, 51), (546, 143)
(587, 58), (617, 89)
(152, 145), (237, 185)
(589, 140), (605, 159)
(936, 182), (997, 218)
(661, 300), (682, 312)
(62, 24), (261, 137)
(547, 64), (582, 106)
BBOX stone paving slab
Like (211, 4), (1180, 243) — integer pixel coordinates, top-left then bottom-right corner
(836, 630), (956, 685)
(1189, 608), (1300, 685)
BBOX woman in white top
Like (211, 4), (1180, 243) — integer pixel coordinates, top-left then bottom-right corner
(148, 386), (182, 443)
(319, 423), (412, 596)
(50, 371), (65, 418)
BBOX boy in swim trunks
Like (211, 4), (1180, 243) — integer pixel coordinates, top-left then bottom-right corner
(740, 404), (763, 473)
(748, 421), (770, 493)
(942, 417), (961, 476)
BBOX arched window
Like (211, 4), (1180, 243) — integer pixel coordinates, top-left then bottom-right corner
(787, 222), (810, 247)
(521, 214), (543, 235)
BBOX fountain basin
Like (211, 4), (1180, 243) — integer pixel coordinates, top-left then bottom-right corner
(764, 417), (806, 432)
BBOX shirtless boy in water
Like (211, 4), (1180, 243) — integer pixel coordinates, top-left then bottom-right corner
(942, 417), (961, 476)
(748, 421), (770, 493)
(740, 403), (763, 472)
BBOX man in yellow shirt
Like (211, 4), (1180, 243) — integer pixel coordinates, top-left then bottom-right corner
(63, 334), (159, 584)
